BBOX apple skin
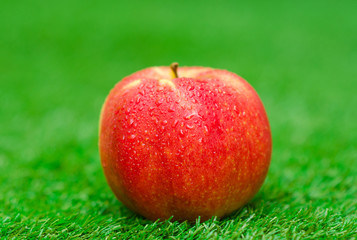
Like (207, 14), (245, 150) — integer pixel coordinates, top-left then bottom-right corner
(99, 66), (272, 222)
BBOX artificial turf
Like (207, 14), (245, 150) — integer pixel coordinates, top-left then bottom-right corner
(1, 0), (357, 239)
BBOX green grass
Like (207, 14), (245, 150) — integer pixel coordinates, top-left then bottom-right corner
(1, 0), (357, 239)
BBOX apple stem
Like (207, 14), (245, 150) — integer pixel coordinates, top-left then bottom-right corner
(170, 62), (179, 78)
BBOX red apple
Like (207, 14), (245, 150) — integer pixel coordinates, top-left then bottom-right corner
(99, 63), (272, 221)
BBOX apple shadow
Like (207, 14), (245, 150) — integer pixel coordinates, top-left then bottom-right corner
(99, 183), (293, 226)
(99, 197), (155, 224)
(224, 186), (293, 222)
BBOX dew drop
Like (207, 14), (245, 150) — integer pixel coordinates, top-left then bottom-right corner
(204, 125), (209, 134)
(184, 113), (196, 120)
(179, 129), (185, 137)
(162, 120), (168, 125)
(155, 99), (164, 106)
(172, 120), (179, 128)
(129, 119), (134, 126)
(152, 117), (159, 124)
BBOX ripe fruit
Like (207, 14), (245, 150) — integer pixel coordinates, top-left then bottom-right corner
(99, 63), (272, 221)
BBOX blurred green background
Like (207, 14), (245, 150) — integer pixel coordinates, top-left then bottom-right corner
(1, 0), (356, 238)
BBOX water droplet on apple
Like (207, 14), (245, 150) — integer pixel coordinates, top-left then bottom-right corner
(155, 99), (164, 106)
(184, 113), (196, 120)
(129, 119), (134, 126)
(179, 129), (185, 137)
(172, 120), (179, 128)
(152, 116), (159, 124)
(204, 125), (209, 134)
(168, 106), (175, 112)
